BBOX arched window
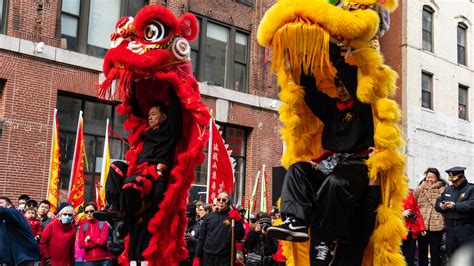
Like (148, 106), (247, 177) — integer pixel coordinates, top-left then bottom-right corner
(422, 5), (434, 51)
(457, 22), (468, 65)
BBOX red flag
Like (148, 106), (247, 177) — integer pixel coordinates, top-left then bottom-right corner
(206, 119), (235, 204)
(68, 111), (85, 212)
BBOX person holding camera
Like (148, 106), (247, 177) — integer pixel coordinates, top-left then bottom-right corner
(401, 189), (426, 266)
(244, 213), (278, 266)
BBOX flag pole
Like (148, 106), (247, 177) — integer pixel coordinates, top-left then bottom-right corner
(46, 109), (57, 196)
(205, 111), (213, 203)
(68, 110), (82, 198)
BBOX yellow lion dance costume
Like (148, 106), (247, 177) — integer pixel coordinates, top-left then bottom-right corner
(257, 0), (407, 265)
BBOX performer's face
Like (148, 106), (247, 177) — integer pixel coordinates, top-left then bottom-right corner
(336, 85), (352, 102)
(148, 106), (167, 128)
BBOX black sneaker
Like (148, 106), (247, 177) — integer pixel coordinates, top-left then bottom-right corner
(93, 209), (126, 222)
(266, 216), (308, 242)
(314, 241), (338, 265)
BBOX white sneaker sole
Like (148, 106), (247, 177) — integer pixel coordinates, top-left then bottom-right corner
(266, 227), (309, 242)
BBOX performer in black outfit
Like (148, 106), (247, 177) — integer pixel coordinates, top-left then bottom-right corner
(266, 44), (381, 266)
(94, 85), (182, 261)
(435, 166), (474, 258)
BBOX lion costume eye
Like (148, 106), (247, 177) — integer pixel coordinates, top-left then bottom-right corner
(327, 0), (344, 7)
(144, 20), (167, 42)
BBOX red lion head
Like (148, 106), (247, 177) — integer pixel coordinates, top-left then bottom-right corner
(99, 5), (209, 265)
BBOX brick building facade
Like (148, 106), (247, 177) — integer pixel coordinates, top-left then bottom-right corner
(0, 0), (283, 209)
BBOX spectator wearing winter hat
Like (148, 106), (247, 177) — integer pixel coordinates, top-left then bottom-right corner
(0, 196), (40, 265)
(78, 202), (112, 265)
(40, 204), (76, 266)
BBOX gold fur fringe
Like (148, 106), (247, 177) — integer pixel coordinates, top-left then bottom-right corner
(258, 1), (406, 265)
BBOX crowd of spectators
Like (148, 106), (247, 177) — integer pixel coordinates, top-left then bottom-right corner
(401, 167), (474, 266)
(2, 166), (471, 266)
(0, 191), (288, 266)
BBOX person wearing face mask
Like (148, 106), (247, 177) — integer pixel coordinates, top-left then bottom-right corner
(193, 192), (245, 266)
(40, 205), (76, 266)
(435, 166), (474, 259)
(413, 168), (447, 266)
(17, 194), (30, 213)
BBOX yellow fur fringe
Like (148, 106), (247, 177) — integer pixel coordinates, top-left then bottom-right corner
(257, 1), (407, 265)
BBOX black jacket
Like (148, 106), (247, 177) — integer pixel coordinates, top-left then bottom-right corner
(301, 57), (374, 153)
(195, 208), (245, 258)
(133, 85), (183, 166)
(435, 180), (474, 222)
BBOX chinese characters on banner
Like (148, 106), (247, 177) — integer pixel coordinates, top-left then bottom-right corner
(206, 119), (235, 204)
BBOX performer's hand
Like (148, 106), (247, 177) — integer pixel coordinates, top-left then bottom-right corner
(228, 207), (241, 222)
(402, 209), (412, 219)
(329, 42), (345, 67)
(421, 231), (427, 237)
(85, 235), (91, 242)
(192, 257), (201, 266)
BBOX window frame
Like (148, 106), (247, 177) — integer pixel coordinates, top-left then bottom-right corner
(421, 71), (433, 110)
(457, 22), (467, 66)
(458, 84), (469, 120)
(422, 5), (434, 52)
(56, 92), (129, 203)
(60, 0), (146, 58)
(192, 16), (250, 93)
(0, 0), (8, 34)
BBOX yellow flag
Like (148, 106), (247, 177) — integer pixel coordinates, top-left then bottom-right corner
(47, 109), (60, 213)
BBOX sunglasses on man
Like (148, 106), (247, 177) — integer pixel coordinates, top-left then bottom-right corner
(216, 198), (227, 202)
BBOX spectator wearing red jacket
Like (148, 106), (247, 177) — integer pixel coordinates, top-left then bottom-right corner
(40, 205), (76, 266)
(402, 190), (426, 266)
(79, 202), (112, 265)
(25, 206), (42, 241)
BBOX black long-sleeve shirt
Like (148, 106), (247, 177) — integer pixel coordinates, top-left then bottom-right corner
(132, 86), (183, 166)
(302, 61), (374, 153)
(195, 208), (245, 258)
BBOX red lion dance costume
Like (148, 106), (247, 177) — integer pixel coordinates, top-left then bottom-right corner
(98, 5), (210, 265)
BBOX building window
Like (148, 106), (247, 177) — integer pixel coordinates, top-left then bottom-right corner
(457, 23), (467, 66)
(57, 93), (129, 203)
(190, 125), (247, 205)
(422, 6), (433, 52)
(61, 0), (81, 51)
(0, 0), (7, 34)
(192, 17), (250, 93)
(421, 72), (433, 109)
(60, 0), (146, 58)
(459, 85), (468, 120)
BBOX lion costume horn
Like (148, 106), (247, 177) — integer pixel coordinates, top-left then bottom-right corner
(257, 0), (407, 265)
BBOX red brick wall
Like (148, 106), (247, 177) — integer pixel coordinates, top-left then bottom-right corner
(0, 50), (99, 200)
(7, 0), (61, 47)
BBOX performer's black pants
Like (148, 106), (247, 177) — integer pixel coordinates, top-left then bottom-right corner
(280, 160), (380, 265)
(105, 161), (169, 261)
